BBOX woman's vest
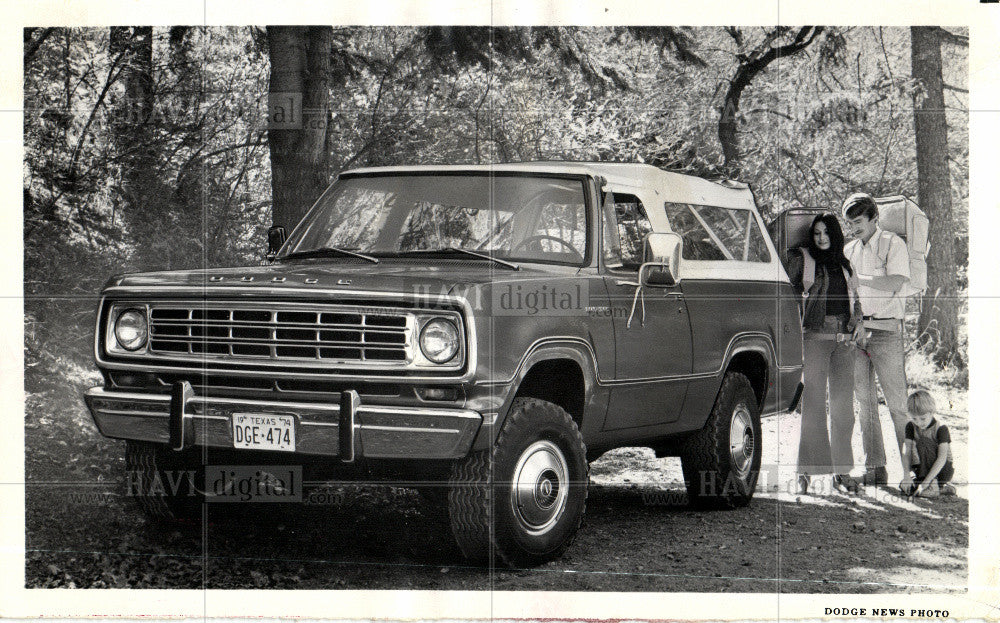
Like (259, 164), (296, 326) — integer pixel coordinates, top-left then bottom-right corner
(800, 248), (857, 311)
(801, 247), (861, 332)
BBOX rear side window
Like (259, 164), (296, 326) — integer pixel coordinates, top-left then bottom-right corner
(664, 202), (771, 263)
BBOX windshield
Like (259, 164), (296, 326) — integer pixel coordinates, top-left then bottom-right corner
(280, 174), (590, 265)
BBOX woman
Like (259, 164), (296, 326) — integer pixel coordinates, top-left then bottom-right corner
(787, 213), (863, 495)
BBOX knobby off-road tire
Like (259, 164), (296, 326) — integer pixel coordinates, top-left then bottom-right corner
(447, 398), (588, 567)
(680, 371), (762, 509)
(124, 440), (204, 523)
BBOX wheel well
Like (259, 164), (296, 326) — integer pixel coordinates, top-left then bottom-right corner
(514, 359), (585, 428)
(726, 349), (768, 409)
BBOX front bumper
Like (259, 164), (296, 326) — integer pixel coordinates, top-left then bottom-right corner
(84, 386), (482, 460)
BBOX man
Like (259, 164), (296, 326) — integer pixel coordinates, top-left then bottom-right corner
(842, 193), (910, 486)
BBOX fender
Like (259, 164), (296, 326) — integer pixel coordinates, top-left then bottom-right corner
(470, 338), (605, 450)
(723, 332), (803, 416)
(677, 331), (780, 435)
(727, 333), (777, 374)
(721, 332), (777, 404)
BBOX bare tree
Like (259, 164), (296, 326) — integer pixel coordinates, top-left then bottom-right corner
(24, 27), (56, 66)
(719, 27), (823, 176)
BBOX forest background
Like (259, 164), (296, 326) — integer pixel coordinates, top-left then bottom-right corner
(16, 24), (975, 592)
(23, 25), (969, 389)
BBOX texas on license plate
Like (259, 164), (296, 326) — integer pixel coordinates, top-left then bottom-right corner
(231, 413), (295, 452)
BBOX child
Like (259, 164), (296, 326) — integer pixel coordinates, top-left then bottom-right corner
(900, 389), (956, 497)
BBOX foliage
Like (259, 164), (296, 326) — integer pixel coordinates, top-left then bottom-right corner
(24, 27), (271, 358)
(23, 26), (968, 369)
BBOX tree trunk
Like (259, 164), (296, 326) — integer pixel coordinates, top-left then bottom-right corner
(63, 30), (71, 113)
(109, 27), (162, 269)
(110, 27), (154, 130)
(911, 26), (960, 366)
(266, 26), (333, 231)
(718, 81), (746, 174)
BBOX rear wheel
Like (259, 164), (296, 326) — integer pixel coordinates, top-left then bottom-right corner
(447, 398), (588, 567)
(124, 440), (204, 522)
(680, 372), (761, 509)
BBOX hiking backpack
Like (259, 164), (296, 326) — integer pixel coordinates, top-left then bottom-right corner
(872, 195), (929, 297)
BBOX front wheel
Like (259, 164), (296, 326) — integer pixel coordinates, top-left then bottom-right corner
(447, 398), (588, 567)
(680, 372), (762, 509)
(124, 440), (204, 522)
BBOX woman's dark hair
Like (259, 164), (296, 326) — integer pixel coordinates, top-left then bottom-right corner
(805, 213), (853, 276)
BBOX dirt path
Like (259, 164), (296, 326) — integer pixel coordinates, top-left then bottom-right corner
(24, 470), (967, 592)
(24, 362), (968, 592)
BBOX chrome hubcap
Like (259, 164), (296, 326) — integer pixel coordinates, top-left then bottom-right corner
(511, 440), (569, 535)
(729, 404), (755, 479)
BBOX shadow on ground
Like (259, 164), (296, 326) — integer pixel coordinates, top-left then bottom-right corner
(26, 473), (967, 592)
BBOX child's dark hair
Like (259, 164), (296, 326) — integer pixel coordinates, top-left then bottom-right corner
(907, 389), (937, 416)
(842, 192), (878, 220)
(806, 213), (853, 276)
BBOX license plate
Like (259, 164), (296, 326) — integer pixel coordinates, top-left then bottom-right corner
(231, 413), (295, 452)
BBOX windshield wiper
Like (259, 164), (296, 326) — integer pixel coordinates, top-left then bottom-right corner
(397, 248), (519, 270)
(443, 247), (520, 270)
(282, 246), (379, 264)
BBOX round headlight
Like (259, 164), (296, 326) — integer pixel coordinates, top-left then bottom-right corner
(114, 309), (148, 351)
(419, 319), (460, 364)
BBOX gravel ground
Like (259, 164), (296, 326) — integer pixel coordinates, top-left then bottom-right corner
(23, 358), (968, 592)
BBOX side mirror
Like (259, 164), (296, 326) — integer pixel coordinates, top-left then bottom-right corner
(639, 232), (683, 287)
(266, 226), (286, 261)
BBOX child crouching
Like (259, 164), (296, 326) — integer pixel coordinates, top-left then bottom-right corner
(900, 389), (956, 498)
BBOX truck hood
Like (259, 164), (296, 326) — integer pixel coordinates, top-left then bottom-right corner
(107, 259), (570, 297)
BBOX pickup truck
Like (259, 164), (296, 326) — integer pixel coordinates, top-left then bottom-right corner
(85, 162), (803, 567)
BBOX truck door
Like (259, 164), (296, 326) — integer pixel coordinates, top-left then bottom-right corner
(599, 194), (693, 429)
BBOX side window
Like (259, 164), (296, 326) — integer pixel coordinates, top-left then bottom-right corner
(611, 194), (653, 269)
(746, 218), (772, 263)
(664, 202), (771, 262)
(664, 202), (728, 260)
(695, 204), (747, 259)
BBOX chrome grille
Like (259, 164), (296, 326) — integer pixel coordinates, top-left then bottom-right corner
(148, 304), (410, 363)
